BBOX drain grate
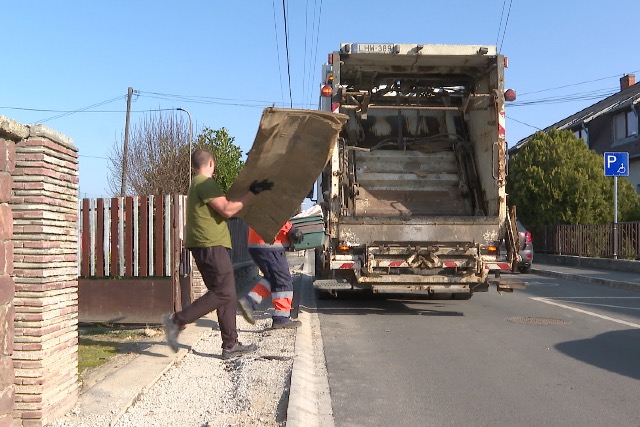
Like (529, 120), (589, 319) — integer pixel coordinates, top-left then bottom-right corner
(506, 316), (571, 325)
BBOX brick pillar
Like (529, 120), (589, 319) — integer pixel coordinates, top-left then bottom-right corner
(11, 124), (79, 427)
(1, 116), (29, 427)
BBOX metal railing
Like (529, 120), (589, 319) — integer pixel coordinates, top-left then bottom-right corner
(531, 222), (640, 259)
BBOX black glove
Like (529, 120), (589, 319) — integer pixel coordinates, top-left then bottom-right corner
(288, 227), (304, 244)
(249, 179), (274, 195)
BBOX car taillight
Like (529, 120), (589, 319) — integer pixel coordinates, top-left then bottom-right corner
(525, 231), (532, 243)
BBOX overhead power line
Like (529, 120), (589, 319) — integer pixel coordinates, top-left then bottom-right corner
(282, 0), (293, 108)
(37, 95), (126, 123)
(508, 87), (619, 107)
(272, 0), (285, 107)
(497, 0), (513, 53)
(301, 0), (310, 107)
(3, 68), (637, 122)
(519, 70), (640, 96)
(309, 0), (323, 108)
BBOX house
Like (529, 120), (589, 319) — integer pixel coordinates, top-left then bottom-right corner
(509, 74), (640, 193)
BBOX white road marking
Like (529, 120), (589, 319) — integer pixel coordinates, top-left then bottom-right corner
(530, 297), (640, 329)
(547, 296), (640, 299)
(526, 281), (559, 286)
(554, 301), (640, 311)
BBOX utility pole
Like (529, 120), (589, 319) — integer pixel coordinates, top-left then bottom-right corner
(120, 87), (134, 196)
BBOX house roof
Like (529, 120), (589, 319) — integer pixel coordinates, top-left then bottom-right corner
(510, 80), (640, 154)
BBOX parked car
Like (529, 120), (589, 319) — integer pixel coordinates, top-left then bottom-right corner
(516, 220), (533, 273)
(497, 220), (534, 273)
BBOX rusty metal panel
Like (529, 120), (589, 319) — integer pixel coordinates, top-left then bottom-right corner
(110, 198), (119, 276)
(78, 278), (173, 324)
(125, 196), (134, 276)
(338, 217), (501, 246)
(354, 150), (468, 217)
(96, 198), (105, 276)
(154, 196), (164, 276)
(371, 284), (471, 293)
(139, 196), (149, 276)
(81, 199), (90, 276)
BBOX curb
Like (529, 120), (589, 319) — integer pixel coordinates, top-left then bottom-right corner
(531, 268), (640, 292)
(286, 252), (334, 427)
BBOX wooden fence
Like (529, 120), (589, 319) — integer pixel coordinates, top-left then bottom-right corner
(531, 222), (640, 259)
(78, 195), (251, 278)
(79, 195), (180, 277)
(77, 195), (251, 323)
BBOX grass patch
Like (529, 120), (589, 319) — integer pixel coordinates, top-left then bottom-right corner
(78, 338), (120, 373)
(77, 323), (159, 374)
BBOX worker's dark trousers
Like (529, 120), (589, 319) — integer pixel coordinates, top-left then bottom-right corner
(247, 247), (294, 320)
(175, 246), (238, 349)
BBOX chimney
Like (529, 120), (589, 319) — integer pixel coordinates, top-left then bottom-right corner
(620, 74), (636, 90)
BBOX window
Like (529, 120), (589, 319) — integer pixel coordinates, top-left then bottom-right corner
(574, 128), (588, 145)
(613, 110), (638, 141)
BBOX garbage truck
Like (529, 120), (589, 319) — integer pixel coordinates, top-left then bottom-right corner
(313, 42), (522, 298)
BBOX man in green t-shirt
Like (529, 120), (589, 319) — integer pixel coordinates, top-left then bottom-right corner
(163, 149), (273, 359)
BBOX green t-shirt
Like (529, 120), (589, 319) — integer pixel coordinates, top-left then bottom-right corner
(185, 174), (232, 249)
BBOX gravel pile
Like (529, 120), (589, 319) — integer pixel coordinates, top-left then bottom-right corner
(116, 316), (295, 427)
(52, 314), (295, 427)
(51, 255), (310, 427)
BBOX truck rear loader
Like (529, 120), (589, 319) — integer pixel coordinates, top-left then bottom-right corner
(314, 42), (522, 298)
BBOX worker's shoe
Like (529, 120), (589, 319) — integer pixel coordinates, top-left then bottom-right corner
(222, 342), (258, 360)
(237, 298), (256, 325)
(162, 313), (182, 353)
(271, 317), (302, 329)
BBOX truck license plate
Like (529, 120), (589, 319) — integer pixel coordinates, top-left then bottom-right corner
(353, 43), (394, 54)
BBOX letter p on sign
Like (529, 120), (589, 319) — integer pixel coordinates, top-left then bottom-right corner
(604, 152), (629, 177)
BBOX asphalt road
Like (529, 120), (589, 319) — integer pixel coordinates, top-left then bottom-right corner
(318, 273), (640, 427)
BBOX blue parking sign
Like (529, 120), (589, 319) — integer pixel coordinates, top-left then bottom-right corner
(604, 152), (629, 177)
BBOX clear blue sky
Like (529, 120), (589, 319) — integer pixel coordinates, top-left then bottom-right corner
(3, 1), (640, 198)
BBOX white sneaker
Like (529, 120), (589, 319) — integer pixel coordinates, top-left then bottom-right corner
(162, 313), (181, 353)
(237, 298), (256, 325)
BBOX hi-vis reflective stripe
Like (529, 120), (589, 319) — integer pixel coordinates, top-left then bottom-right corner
(484, 262), (511, 270)
(332, 103), (340, 113)
(443, 261), (466, 268)
(374, 260), (408, 268)
(498, 110), (506, 137)
(330, 261), (360, 270)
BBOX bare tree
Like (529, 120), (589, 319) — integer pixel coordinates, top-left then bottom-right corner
(108, 111), (191, 196)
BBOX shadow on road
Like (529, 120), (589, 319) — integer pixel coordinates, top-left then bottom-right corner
(314, 291), (464, 317)
(556, 328), (640, 380)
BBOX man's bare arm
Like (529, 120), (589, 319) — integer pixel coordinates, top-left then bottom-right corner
(208, 192), (255, 218)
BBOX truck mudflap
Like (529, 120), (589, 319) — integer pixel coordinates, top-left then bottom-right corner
(488, 278), (528, 293)
(484, 262), (512, 270)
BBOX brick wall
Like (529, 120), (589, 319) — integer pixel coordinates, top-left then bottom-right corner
(0, 116), (29, 427)
(10, 124), (79, 427)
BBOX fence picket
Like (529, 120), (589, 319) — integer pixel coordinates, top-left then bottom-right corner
(78, 195), (252, 279)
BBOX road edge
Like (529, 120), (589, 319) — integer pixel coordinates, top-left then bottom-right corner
(286, 251), (334, 427)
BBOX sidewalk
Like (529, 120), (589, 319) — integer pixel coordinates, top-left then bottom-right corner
(57, 257), (640, 426)
(531, 262), (640, 292)
(65, 315), (216, 426)
(55, 252), (324, 427)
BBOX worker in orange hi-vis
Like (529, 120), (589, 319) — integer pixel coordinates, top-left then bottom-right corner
(237, 221), (304, 329)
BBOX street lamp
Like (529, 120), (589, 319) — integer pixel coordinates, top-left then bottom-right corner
(176, 108), (193, 186)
